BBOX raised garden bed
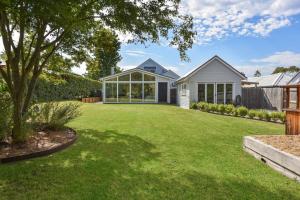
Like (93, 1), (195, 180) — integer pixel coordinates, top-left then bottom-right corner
(0, 129), (77, 163)
(82, 97), (101, 103)
(243, 136), (300, 182)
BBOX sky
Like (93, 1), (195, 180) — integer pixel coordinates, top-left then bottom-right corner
(110, 0), (300, 78)
(1, 0), (300, 78)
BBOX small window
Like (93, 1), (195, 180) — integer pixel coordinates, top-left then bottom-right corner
(144, 66), (156, 73)
(131, 72), (143, 81)
(181, 84), (187, 96)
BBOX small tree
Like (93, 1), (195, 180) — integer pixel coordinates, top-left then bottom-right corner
(272, 66), (300, 74)
(0, 0), (195, 142)
(254, 70), (261, 77)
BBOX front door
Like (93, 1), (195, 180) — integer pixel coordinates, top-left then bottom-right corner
(158, 82), (168, 103)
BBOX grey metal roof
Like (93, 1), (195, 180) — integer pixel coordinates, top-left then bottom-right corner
(288, 71), (300, 85)
(247, 72), (297, 87)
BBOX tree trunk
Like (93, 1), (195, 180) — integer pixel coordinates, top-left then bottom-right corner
(11, 92), (26, 143)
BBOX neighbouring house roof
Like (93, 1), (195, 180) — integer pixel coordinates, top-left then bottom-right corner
(176, 55), (246, 83)
(101, 58), (179, 81)
(246, 72), (297, 87)
(288, 71), (300, 85)
(137, 58), (180, 79)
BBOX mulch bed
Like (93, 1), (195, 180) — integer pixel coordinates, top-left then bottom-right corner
(0, 129), (76, 163)
(255, 135), (300, 157)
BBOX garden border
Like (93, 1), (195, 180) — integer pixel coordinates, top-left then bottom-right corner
(0, 129), (77, 164)
(194, 110), (284, 124)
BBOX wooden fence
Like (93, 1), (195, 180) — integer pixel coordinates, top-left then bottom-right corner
(242, 87), (283, 111)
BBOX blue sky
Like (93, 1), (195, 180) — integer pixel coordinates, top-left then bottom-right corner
(115, 0), (300, 77)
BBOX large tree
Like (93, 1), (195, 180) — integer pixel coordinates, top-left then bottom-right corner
(254, 70), (261, 77)
(86, 28), (122, 80)
(0, 0), (195, 142)
(272, 66), (300, 74)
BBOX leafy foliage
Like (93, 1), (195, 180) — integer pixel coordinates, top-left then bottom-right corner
(0, 92), (12, 140)
(254, 70), (261, 77)
(34, 72), (101, 101)
(32, 102), (81, 130)
(237, 106), (248, 117)
(272, 66), (300, 74)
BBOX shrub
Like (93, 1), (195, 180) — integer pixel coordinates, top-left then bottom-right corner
(237, 106), (248, 117)
(190, 102), (197, 109)
(262, 111), (271, 121)
(198, 102), (209, 111)
(225, 104), (235, 115)
(208, 103), (218, 112)
(34, 72), (101, 102)
(0, 92), (12, 140)
(255, 110), (264, 120)
(32, 102), (81, 130)
(248, 110), (256, 119)
(217, 104), (226, 114)
(279, 112), (286, 123)
(232, 108), (239, 116)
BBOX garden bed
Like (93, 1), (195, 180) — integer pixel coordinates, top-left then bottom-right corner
(82, 97), (101, 103)
(0, 128), (77, 163)
(244, 136), (300, 182)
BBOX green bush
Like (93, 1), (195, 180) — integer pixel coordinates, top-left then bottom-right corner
(190, 102), (198, 109)
(255, 110), (264, 120)
(217, 104), (226, 114)
(224, 104), (234, 114)
(34, 72), (101, 102)
(32, 102), (81, 130)
(0, 79), (7, 92)
(270, 112), (283, 122)
(248, 110), (256, 119)
(0, 92), (12, 140)
(237, 106), (248, 117)
(198, 102), (209, 111)
(208, 103), (218, 112)
(262, 111), (271, 121)
(279, 112), (286, 122)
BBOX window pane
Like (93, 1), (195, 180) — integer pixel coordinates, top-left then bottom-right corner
(144, 83), (155, 102)
(207, 84), (214, 103)
(105, 83), (117, 102)
(290, 88), (297, 109)
(131, 72), (142, 81)
(118, 74), (130, 81)
(131, 83), (143, 102)
(144, 74), (155, 81)
(226, 84), (233, 104)
(118, 83), (130, 102)
(198, 84), (205, 102)
(106, 77), (117, 81)
(217, 84), (224, 104)
(144, 66), (156, 73)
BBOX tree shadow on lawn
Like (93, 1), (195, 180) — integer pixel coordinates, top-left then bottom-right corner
(0, 129), (299, 199)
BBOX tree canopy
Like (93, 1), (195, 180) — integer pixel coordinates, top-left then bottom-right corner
(0, 0), (195, 142)
(254, 70), (261, 77)
(272, 66), (300, 74)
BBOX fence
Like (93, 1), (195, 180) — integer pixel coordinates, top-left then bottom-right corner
(242, 87), (283, 111)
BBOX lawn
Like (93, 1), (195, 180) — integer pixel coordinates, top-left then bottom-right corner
(1, 104), (300, 199)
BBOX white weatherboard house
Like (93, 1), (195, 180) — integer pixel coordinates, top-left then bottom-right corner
(101, 56), (246, 108)
(176, 56), (246, 108)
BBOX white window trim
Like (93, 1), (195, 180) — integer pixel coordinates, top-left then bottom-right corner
(181, 83), (187, 96)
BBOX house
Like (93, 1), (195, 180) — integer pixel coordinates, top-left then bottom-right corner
(176, 55), (246, 109)
(101, 58), (179, 103)
(241, 72), (297, 111)
(101, 56), (246, 108)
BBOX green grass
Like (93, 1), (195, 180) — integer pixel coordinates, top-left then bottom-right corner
(1, 104), (300, 199)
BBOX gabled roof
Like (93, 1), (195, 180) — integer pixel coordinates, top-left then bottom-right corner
(176, 55), (246, 83)
(288, 71), (300, 85)
(101, 67), (176, 81)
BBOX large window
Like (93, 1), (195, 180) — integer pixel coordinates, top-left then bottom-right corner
(207, 84), (214, 103)
(144, 83), (155, 102)
(197, 83), (233, 104)
(118, 83), (130, 102)
(198, 84), (205, 102)
(131, 83), (143, 102)
(226, 84), (233, 104)
(217, 84), (224, 104)
(104, 71), (156, 103)
(105, 83), (117, 102)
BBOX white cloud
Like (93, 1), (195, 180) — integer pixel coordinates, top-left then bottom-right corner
(180, 0), (300, 44)
(72, 63), (87, 75)
(237, 51), (300, 77)
(123, 50), (161, 58)
(252, 51), (300, 66)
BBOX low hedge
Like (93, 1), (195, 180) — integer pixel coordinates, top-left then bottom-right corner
(34, 72), (101, 101)
(191, 102), (285, 123)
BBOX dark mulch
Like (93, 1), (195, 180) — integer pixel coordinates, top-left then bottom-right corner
(0, 129), (76, 160)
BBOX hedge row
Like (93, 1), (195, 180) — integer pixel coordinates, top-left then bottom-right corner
(191, 102), (285, 123)
(34, 72), (101, 101)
